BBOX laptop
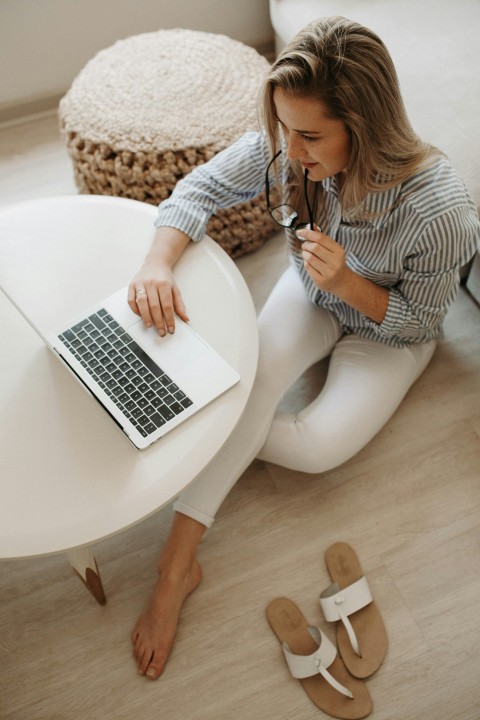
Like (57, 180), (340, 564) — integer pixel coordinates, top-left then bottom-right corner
(5, 284), (240, 450)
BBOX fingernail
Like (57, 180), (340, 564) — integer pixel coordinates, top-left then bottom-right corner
(146, 669), (156, 679)
(168, 326), (174, 334)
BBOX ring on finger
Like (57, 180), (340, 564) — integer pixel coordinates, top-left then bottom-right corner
(136, 288), (147, 297)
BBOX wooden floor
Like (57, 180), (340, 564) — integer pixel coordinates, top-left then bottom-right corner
(1, 113), (479, 720)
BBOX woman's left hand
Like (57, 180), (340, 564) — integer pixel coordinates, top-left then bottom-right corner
(297, 226), (351, 296)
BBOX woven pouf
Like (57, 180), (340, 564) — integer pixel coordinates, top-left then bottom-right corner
(59, 28), (277, 258)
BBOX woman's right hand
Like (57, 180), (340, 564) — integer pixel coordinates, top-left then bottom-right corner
(127, 227), (191, 335)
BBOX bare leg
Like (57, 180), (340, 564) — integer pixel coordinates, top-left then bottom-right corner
(132, 512), (206, 679)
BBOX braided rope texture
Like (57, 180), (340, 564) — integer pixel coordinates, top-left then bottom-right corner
(59, 28), (277, 257)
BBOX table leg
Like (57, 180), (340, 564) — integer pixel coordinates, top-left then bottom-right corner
(67, 547), (107, 605)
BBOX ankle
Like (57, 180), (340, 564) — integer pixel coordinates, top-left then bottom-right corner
(155, 512), (206, 582)
(153, 558), (202, 601)
(157, 554), (201, 583)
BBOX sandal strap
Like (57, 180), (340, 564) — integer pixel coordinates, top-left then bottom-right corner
(319, 577), (373, 657)
(282, 626), (354, 699)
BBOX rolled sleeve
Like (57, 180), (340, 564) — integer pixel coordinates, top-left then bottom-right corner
(155, 199), (209, 241)
(154, 131), (270, 240)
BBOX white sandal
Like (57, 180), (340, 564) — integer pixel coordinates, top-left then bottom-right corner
(267, 597), (372, 719)
(319, 576), (373, 657)
(282, 625), (354, 698)
(320, 543), (388, 678)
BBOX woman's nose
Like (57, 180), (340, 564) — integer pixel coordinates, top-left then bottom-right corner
(285, 133), (304, 160)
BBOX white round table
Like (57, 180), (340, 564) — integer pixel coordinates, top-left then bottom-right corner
(0, 195), (258, 602)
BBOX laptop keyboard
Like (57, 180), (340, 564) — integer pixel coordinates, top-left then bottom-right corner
(58, 308), (193, 437)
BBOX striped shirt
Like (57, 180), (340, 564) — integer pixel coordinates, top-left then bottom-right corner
(155, 131), (479, 347)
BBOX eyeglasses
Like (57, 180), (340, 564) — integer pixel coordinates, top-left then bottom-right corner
(265, 149), (315, 239)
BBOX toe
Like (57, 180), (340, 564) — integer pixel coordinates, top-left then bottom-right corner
(133, 638), (148, 671)
(138, 649), (154, 676)
(145, 655), (165, 680)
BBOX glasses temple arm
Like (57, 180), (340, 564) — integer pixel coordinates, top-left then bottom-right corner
(304, 169), (315, 230)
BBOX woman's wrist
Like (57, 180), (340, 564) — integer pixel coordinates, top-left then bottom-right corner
(335, 269), (389, 324)
(146, 226), (191, 267)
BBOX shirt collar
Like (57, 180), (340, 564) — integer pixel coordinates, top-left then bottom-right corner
(322, 174), (404, 230)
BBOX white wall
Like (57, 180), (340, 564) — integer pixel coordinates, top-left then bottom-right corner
(0, 0), (273, 112)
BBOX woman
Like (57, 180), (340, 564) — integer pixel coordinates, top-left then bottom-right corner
(128, 17), (479, 679)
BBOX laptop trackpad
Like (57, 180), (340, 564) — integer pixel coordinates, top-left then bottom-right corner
(127, 318), (209, 371)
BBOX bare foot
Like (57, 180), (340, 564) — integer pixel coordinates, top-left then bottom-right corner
(132, 558), (202, 679)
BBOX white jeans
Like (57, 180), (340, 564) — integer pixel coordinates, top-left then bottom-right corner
(174, 265), (436, 527)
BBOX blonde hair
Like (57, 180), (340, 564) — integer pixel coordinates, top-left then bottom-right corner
(260, 16), (439, 218)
